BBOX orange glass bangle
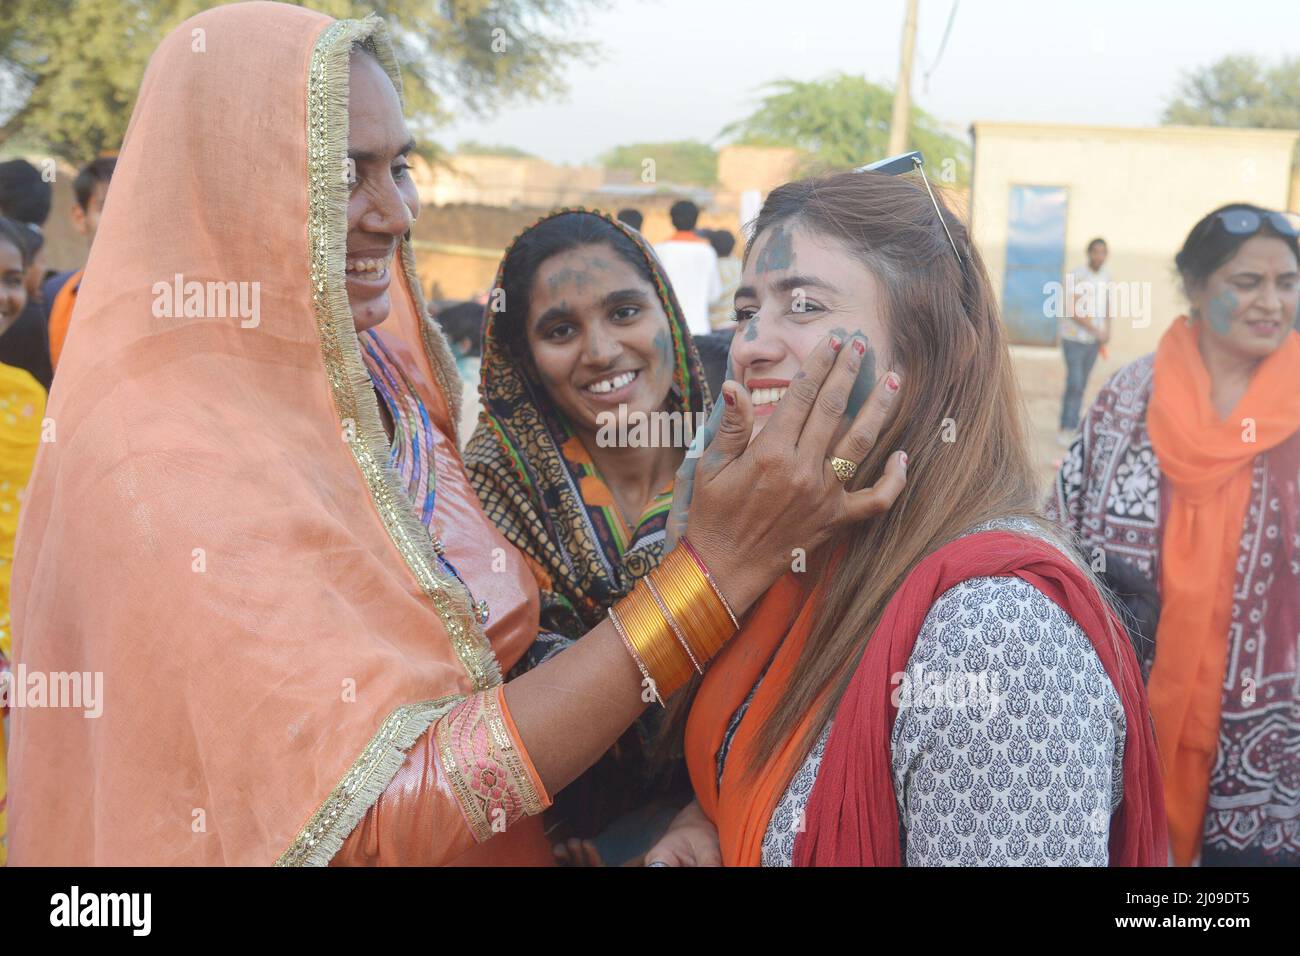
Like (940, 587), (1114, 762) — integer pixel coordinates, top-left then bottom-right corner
(649, 545), (735, 662)
(678, 535), (739, 629)
(644, 575), (704, 674)
(614, 580), (693, 699)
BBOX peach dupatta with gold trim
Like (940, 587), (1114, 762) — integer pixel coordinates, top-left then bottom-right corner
(7, 3), (538, 865)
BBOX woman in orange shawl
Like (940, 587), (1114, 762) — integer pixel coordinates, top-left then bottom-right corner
(1050, 204), (1300, 866)
(5, 3), (906, 866)
(0, 216), (46, 867)
(649, 168), (1166, 867)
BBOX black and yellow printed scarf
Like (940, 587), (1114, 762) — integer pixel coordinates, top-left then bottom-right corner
(464, 209), (711, 642)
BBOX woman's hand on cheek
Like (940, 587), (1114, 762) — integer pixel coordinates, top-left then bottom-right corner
(665, 352), (733, 551)
(683, 333), (907, 615)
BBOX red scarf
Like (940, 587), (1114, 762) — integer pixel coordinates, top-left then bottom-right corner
(793, 531), (1168, 866)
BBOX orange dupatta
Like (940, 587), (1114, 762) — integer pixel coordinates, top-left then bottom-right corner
(46, 268), (81, 369)
(684, 573), (828, 866)
(6, 4), (540, 865)
(1146, 318), (1300, 865)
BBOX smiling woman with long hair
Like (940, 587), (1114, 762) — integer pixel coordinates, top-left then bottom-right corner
(648, 169), (1167, 867)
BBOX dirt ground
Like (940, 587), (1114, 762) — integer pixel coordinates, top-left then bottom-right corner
(1013, 344), (1129, 497)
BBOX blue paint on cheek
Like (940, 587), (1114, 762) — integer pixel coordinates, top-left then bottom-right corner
(1207, 289), (1238, 336)
(845, 341), (877, 420)
(652, 328), (672, 373)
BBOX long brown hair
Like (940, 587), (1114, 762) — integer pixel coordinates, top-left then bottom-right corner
(737, 169), (1064, 773)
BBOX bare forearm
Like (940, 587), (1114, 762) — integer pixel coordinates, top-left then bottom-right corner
(503, 616), (651, 796)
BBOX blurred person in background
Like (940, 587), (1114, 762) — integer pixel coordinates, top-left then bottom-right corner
(45, 157), (116, 371)
(1058, 237), (1111, 445)
(616, 207), (643, 233)
(1049, 204), (1300, 866)
(435, 298), (486, 444)
(654, 199), (720, 337)
(705, 228), (742, 332)
(0, 160), (53, 390)
(0, 215), (47, 867)
(689, 329), (730, 398)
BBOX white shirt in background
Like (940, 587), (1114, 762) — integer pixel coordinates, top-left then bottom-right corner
(654, 235), (722, 337)
(1061, 264), (1111, 345)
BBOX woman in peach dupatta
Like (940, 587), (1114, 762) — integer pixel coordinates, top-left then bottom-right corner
(5, 3), (906, 866)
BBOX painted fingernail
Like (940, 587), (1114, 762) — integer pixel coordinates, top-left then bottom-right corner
(852, 338), (866, 356)
(829, 335), (843, 352)
(723, 388), (736, 407)
(900, 451), (909, 467)
(885, 372), (900, 392)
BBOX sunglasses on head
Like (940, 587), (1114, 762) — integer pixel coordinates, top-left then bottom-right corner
(857, 150), (971, 305)
(1215, 208), (1300, 238)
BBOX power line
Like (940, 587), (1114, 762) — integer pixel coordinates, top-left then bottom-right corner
(922, 0), (960, 94)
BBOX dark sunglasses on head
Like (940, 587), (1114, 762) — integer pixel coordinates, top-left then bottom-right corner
(857, 150), (965, 266)
(857, 150), (974, 311)
(1215, 208), (1300, 238)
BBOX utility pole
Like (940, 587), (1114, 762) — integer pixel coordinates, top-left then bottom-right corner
(887, 0), (920, 155)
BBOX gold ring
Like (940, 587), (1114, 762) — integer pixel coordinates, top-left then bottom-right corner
(830, 456), (857, 483)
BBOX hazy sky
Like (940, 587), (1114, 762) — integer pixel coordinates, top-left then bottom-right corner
(443, 0), (1300, 164)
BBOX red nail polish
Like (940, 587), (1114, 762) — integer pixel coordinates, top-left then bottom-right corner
(900, 452), (909, 467)
(885, 373), (900, 392)
(723, 389), (736, 407)
(852, 338), (866, 356)
(830, 336), (843, 352)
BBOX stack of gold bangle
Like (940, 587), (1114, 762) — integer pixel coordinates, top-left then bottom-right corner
(609, 537), (739, 704)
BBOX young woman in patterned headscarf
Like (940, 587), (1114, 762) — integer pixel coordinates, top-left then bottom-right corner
(465, 210), (710, 857)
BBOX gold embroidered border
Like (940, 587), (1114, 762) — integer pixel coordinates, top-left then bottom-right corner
(434, 689), (547, 843)
(282, 15), (502, 866)
(304, 16), (500, 691)
(276, 696), (461, 867)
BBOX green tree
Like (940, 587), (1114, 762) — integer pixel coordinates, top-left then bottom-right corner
(0, 0), (602, 162)
(720, 73), (969, 184)
(599, 139), (718, 186)
(1163, 54), (1300, 129)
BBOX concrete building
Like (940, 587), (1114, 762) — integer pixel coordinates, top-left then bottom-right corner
(970, 121), (1300, 360)
(420, 153), (604, 209)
